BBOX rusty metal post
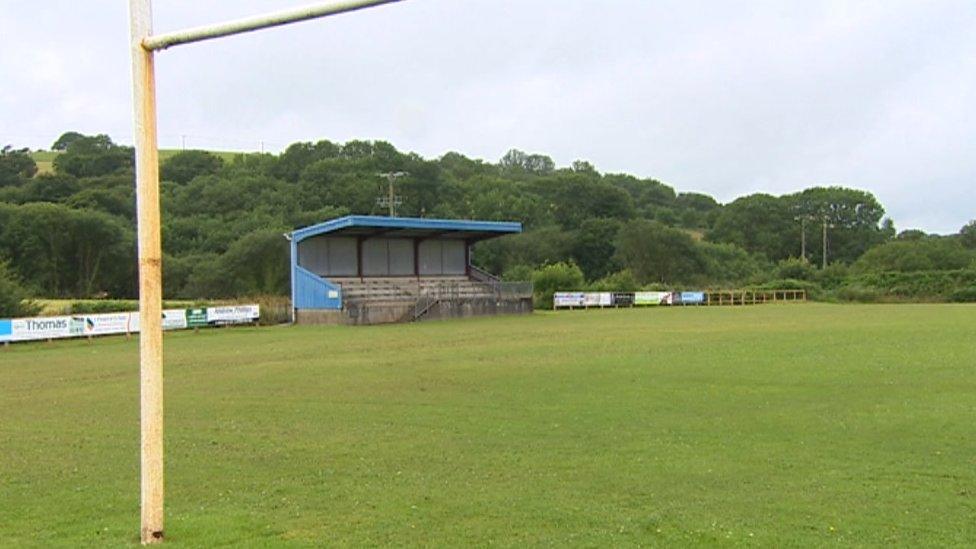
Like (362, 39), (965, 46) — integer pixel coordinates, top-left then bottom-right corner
(129, 0), (164, 543)
(124, 1), (405, 543)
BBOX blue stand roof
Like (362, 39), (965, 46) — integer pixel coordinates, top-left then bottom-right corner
(289, 215), (522, 243)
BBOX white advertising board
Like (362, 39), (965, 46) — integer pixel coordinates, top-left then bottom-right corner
(553, 292), (585, 308)
(10, 316), (81, 341)
(582, 292), (613, 307)
(206, 305), (260, 324)
(3, 304), (260, 344)
(77, 313), (132, 336)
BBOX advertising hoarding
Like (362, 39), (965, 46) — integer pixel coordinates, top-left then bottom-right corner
(77, 313), (132, 336)
(11, 316), (77, 341)
(612, 292), (635, 306)
(554, 292), (585, 308)
(2, 304), (260, 345)
(206, 305), (260, 324)
(186, 308), (208, 328)
(634, 291), (669, 306)
(128, 309), (188, 332)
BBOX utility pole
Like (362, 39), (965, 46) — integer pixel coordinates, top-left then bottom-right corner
(794, 214), (810, 262)
(377, 171), (407, 216)
(800, 217), (807, 261)
(822, 217), (828, 269)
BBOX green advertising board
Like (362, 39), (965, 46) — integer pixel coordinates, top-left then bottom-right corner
(186, 308), (208, 328)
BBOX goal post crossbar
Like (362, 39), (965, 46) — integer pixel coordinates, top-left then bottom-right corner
(142, 0), (403, 51)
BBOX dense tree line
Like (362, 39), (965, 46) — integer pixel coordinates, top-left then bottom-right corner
(0, 132), (973, 314)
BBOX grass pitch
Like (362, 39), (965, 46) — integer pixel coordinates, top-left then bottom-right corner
(1, 304), (974, 546)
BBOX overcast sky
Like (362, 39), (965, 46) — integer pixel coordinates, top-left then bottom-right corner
(2, 1), (973, 233)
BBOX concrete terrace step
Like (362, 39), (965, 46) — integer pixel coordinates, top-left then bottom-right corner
(331, 276), (496, 304)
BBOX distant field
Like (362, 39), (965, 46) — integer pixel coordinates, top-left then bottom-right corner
(2, 304), (975, 546)
(29, 150), (57, 174)
(29, 149), (250, 175)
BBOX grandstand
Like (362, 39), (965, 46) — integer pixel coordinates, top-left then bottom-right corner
(287, 216), (533, 325)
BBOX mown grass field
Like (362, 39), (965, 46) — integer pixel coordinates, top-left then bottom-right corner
(1, 304), (975, 546)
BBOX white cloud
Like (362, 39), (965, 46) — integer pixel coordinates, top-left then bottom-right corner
(1, 0), (973, 232)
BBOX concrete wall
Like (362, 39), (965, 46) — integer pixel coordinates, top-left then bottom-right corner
(294, 309), (348, 325)
(420, 297), (533, 322)
(295, 297), (533, 326)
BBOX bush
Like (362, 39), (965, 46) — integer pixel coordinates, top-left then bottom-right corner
(67, 300), (139, 314)
(697, 241), (767, 286)
(501, 264), (534, 282)
(852, 238), (974, 273)
(65, 300), (199, 314)
(776, 257), (816, 280)
(531, 262), (584, 309)
(833, 285), (882, 303)
(949, 287), (976, 303)
(815, 263), (850, 289)
(588, 269), (639, 292)
(845, 269), (976, 300)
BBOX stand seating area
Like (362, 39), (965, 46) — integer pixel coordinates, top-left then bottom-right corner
(332, 276), (497, 304)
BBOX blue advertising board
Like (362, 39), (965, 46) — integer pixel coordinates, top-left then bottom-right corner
(680, 292), (705, 304)
(0, 319), (11, 342)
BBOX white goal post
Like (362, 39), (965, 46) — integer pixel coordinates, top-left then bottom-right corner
(127, 0), (404, 543)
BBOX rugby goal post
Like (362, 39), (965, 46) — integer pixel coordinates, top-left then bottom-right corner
(128, 0), (403, 543)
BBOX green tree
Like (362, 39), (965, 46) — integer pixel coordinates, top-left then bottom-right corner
(0, 146), (37, 187)
(219, 229), (290, 296)
(52, 134), (133, 177)
(615, 219), (703, 284)
(697, 241), (766, 286)
(272, 140), (341, 182)
(708, 193), (795, 261)
(0, 260), (39, 317)
(0, 203), (134, 297)
(588, 269), (639, 291)
(788, 186), (889, 265)
(570, 218), (621, 281)
(51, 131), (86, 151)
(960, 221), (976, 249)
(161, 150), (224, 184)
(473, 225), (573, 275)
(536, 173), (635, 229)
(18, 173), (81, 203)
(499, 149), (555, 176)
(0, 261), (40, 318)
